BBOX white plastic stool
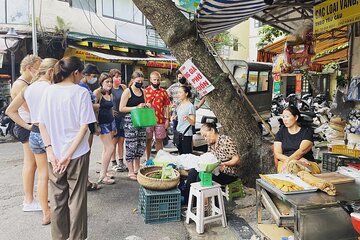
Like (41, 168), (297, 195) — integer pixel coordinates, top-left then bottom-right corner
(185, 181), (227, 234)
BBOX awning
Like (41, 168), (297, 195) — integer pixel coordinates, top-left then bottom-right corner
(257, 26), (349, 66)
(67, 32), (171, 54)
(196, 0), (269, 36)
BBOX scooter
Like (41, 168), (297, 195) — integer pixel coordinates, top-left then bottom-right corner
(271, 93), (286, 116)
(338, 200), (360, 236)
(299, 93), (313, 112)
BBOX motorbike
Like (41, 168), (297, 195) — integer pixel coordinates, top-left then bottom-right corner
(299, 93), (313, 112)
(0, 103), (15, 138)
(271, 93), (286, 116)
(338, 200), (360, 235)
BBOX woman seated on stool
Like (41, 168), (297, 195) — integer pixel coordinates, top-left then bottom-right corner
(274, 105), (321, 174)
(182, 122), (241, 205)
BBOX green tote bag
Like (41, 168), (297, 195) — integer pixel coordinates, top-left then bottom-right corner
(130, 107), (157, 128)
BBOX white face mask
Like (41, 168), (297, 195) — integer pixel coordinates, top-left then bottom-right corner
(87, 78), (97, 85)
(103, 85), (112, 91)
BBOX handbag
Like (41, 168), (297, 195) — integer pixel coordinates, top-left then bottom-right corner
(130, 107), (157, 128)
(173, 125), (192, 147)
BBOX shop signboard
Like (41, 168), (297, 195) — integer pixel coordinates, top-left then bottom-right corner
(295, 74), (302, 94)
(314, 0), (360, 34)
(179, 59), (215, 97)
(273, 73), (281, 94)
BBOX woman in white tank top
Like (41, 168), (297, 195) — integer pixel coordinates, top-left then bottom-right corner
(8, 55), (42, 214)
(7, 58), (57, 225)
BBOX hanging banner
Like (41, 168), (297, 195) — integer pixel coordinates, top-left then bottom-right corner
(295, 74), (302, 94)
(179, 59), (215, 97)
(273, 73), (281, 94)
(314, 0), (360, 34)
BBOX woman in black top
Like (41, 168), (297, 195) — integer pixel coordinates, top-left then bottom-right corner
(119, 71), (147, 180)
(94, 73), (116, 184)
(274, 106), (321, 174)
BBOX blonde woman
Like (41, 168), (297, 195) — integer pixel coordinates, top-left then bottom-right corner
(6, 58), (57, 225)
(119, 71), (147, 180)
(94, 73), (116, 185)
(10, 54), (42, 211)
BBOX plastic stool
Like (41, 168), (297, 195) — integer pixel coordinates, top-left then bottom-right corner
(185, 182), (227, 234)
(223, 179), (245, 201)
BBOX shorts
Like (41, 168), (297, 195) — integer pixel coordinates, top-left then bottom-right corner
(29, 131), (46, 154)
(13, 124), (30, 143)
(99, 120), (116, 135)
(146, 124), (167, 140)
(114, 116), (125, 138)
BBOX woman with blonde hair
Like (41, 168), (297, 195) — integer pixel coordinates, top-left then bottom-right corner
(119, 70), (147, 180)
(94, 73), (116, 184)
(7, 58), (58, 225)
(10, 54), (42, 211)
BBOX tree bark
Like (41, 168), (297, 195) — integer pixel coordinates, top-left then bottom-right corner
(133, 0), (275, 186)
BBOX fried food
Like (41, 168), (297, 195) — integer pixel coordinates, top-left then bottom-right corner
(260, 174), (304, 192)
(297, 171), (336, 196)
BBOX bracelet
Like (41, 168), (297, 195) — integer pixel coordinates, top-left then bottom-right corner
(44, 144), (52, 149)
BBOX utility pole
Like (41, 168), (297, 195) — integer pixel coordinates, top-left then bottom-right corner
(31, 0), (38, 56)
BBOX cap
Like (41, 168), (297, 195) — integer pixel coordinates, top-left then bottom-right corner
(83, 63), (100, 74)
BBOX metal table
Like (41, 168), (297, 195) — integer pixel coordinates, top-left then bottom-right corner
(256, 179), (360, 240)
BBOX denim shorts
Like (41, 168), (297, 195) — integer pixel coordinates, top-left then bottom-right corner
(99, 120), (116, 135)
(13, 124), (30, 143)
(29, 131), (46, 154)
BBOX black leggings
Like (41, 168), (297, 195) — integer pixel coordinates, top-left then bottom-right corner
(178, 136), (192, 155)
(182, 168), (238, 204)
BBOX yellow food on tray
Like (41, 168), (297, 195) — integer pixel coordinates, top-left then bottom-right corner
(260, 174), (304, 192)
(297, 171), (336, 196)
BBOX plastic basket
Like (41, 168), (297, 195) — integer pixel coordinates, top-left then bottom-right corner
(138, 186), (181, 224)
(322, 153), (360, 172)
(331, 145), (360, 158)
(199, 171), (212, 187)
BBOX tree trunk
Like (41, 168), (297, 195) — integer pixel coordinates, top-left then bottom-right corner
(133, 0), (275, 186)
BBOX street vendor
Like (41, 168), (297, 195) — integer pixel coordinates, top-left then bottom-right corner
(274, 105), (321, 174)
(182, 122), (241, 205)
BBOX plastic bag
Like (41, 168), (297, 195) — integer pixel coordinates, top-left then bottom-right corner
(153, 150), (177, 166)
(196, 152), (220, 172)
(161, 166), (177, 180)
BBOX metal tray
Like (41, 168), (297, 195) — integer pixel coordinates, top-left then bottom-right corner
(260, 174), (318, 195)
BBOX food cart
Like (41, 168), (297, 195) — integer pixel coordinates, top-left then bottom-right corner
(256, 174), (360, 240)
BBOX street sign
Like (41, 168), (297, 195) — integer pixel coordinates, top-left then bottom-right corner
(179, 59), (215, 97)
(314, 0), (360, 34)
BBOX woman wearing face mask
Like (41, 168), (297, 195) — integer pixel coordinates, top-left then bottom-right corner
(10, 54), (42, 212)
(119, 70), (147, 180)
(94, 73), (116, 185)
(109, 68), (127, 172)
(174, 86), (196, 154)
(6, 58), (57, 225)
(39, 56), (96, 239)
(182, 122), (241, 205)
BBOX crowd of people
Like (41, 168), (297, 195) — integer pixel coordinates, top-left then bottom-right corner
(5, 54), (319, 240)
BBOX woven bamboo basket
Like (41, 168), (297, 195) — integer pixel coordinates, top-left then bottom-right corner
(137, 166), (180, 190)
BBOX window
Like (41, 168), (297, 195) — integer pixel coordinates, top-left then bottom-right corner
(246, 71), (269, 93)
(233, 38), (238, 51)
(102, 0), (143, 25)
(254, 20), (263, 28)
(72, 0), (96, 12)
(0, 0), (29, 24)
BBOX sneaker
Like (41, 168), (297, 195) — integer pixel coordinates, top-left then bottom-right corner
(23, 200), (42, 212)
(111, 164), (120, 171)
(116, 161), (127, 172)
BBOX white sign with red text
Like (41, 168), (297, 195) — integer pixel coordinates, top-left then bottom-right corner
(179, 59), (215, 97)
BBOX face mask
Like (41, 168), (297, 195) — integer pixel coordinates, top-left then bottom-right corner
(87, 77), (97, 85)
(102, 85), (112, 91)
(152, 83), (160, 89)
(113, 78), (121, 85)
(135, 82), (143, 88)
(179, 77), (187, 84)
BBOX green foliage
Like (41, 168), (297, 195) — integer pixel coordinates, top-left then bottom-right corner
(336, 75), (347, 87)
(54, 16), (71, 34)
(210, 32), (233, 51)
(323, 62), (339, 73)
(257, 25), (285, 48)
(179, 0), (199, 12)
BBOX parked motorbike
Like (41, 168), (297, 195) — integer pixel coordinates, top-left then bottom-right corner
(299, 93), (313, 112)
(271, 93), (286, 116)
(338, 200), (360, 235)
(0, 104), (15, 138)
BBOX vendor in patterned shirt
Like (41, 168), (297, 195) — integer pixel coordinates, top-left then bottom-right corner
(144, 71), (171, 160)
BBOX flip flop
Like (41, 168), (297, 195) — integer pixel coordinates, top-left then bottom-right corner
(128, 174), (137, 181)
(106, 173), (115, 179)
(98, 177), (115, 185)
(87, 182), (101, 191)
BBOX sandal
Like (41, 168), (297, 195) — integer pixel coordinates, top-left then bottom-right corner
(87, 182), (101, 191)
(98, 177), (115, 185)
(106, 173), (115, 179)
(41, 213), (51, 226)
(128, 174), (137, 181)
